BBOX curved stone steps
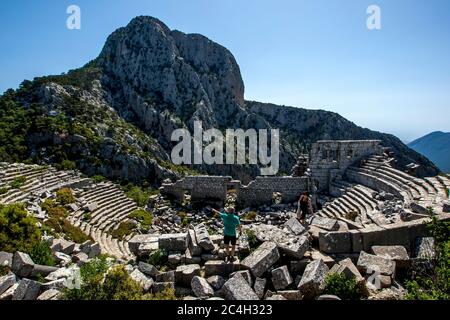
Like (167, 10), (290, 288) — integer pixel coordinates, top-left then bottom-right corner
(362, 164), (423, 199)
(351, 167), (415, 200)
(100, 206), (138, 232)
(89, 200), (137, 226)
(424, 177), (447, 198)
(352, 185), (379, 209)
(346, 167), (410, 202)
(76, 192), (132, 221)
(79, 183), (117, 200)
(80, 186), (120, 204)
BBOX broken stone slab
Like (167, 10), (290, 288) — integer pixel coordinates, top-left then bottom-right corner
(443, 201), (450, 213)
(0, 251), (13, 268)
(12, 252), (35, 278)
(271, 266), (293, 291)
(31, 264), (59, 277)
(194, 224), (215, 251)
(88, 243), (101, 259)
(207, 275), (225, 291)
(284, 218), (306, 235)
(229, 270), (253, 287)
(289, 259), (310, 276)
(266, 294), (287, 300)
(0, 283), (18, 300)
(130, 269), (154, 292)
(278, 236), (310, 259)
(253, 277), (267, 300)
(80, 240), (93, 254)
(187, 228), (203, 256)
(357, 251), (396, 277)
(159, 233), (188, 252)
(52, 239), (76, 255)
(329, 258), (365, 286)
(138, 262), (159, 277)
(37, 289), (61, 300)
(156, 271), (175, 283)
(310, 216), (339, 231)
(191, 276), (214, 298)
(319, 231), (352, 254)
(241, 241), (280, 277)
(168, 252), (184, 265)
(45, 266), (79, 282)
(414, 237), (436, 260)
(222, 273), (259, 300)
(41, 279), (67, 291)
(83, 202), (98, 212)
(317, 295), (341, 300)
(204, 260), (241, 277)
(72, 252), (89, 266)
(175, 264), (201, 287)
(152, 282), (175, 294)
(0, 274), (17, 296)
(185, 249), (202, 264)
(53, 252), (72, 266)
(210, 235), (223, 245)
(276, 290), (302, 300)
(371, 246), (410, 268)
(12, 279), (42, 300)
(410, 202), (428, 215)
(298, 259), (329, 299)
(128, 234), (159, 256)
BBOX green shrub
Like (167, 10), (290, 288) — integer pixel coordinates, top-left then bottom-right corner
(10, 176), (27, 189)
(0, 203), (41, 253)
(111, 221), (136, 240)
(177, 211), (191, 226)
(123, 185), (150, 207)
(56, 188), (75, 205)
(0, 187), (8, 195)
(147, 249), (168, 269)
(0, 265), (10, 276)
(242, 211), (257, 221)
(323, 273), (363, 300)
(56, 160), (76, 171)
(101, 265), (146, 300)
(91, 175), (106, 183)
(146, 287), (177, 300)
(42, 201), (92, 243)
(245, 229), (260, 251)
(29, 241), (56, 267)
(129, 209), (153, 228)
(405, 216), (450, 300)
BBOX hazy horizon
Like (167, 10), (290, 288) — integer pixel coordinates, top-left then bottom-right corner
(1, 0), (449, 142)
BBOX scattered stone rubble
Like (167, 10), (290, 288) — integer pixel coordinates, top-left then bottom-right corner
(1, 140), (449, 300)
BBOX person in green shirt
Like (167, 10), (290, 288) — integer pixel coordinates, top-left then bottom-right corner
(212, 206), (241, 262)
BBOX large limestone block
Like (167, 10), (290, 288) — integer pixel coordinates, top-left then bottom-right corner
(194, 224), (215, 251)
(319, 231), (352, 254)
(159, 233), (188, 252)
(278, 236), (310, 259)
(310, 216), (339, 231)
(357, 251), (396, 276)
(222, 273), (259, 300)
(284, 218), (306, 235)
(0, 274), (17, 296)
(271, 266), (293, 291)
(329, 258), (365, 285)
(175, 264), (201, 286)
(241, 241), (280, 277)
(297, 259), (329, 299)
(191, 276), (214, 298)
(204, 260), (241, 277)
(12, 279), (42, 300)
(130, 269), (154, 292)
(128, 234), (159, 256)
(371, 245), (410, 268)
(12, 252), (35, 278)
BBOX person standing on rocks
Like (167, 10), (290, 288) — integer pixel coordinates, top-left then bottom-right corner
(297, 192), (313, 223)
(212, 206), (242, 262)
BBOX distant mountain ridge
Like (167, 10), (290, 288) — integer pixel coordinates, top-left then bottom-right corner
(0, 16), (440, 184)
(409, 131), (450, 173)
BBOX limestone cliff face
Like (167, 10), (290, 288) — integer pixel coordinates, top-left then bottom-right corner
(97, 17), (247, 137)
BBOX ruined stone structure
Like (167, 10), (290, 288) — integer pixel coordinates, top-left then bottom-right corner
(161, 176), (309, 208)
(309, 140), (384, 193)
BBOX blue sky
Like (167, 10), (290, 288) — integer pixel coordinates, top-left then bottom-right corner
(0, 0), (449, 142)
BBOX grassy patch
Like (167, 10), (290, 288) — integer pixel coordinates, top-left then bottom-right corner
(111, 221), (136, 240)
(122, 184), (150, 207)
(129, 209), (153, 229)
(29, 241), (56, 267)
(56, 188), (75, 205)
(10, 176), (27, 189)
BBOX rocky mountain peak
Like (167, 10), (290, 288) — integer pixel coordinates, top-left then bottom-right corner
(97, 15), (245, 131)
